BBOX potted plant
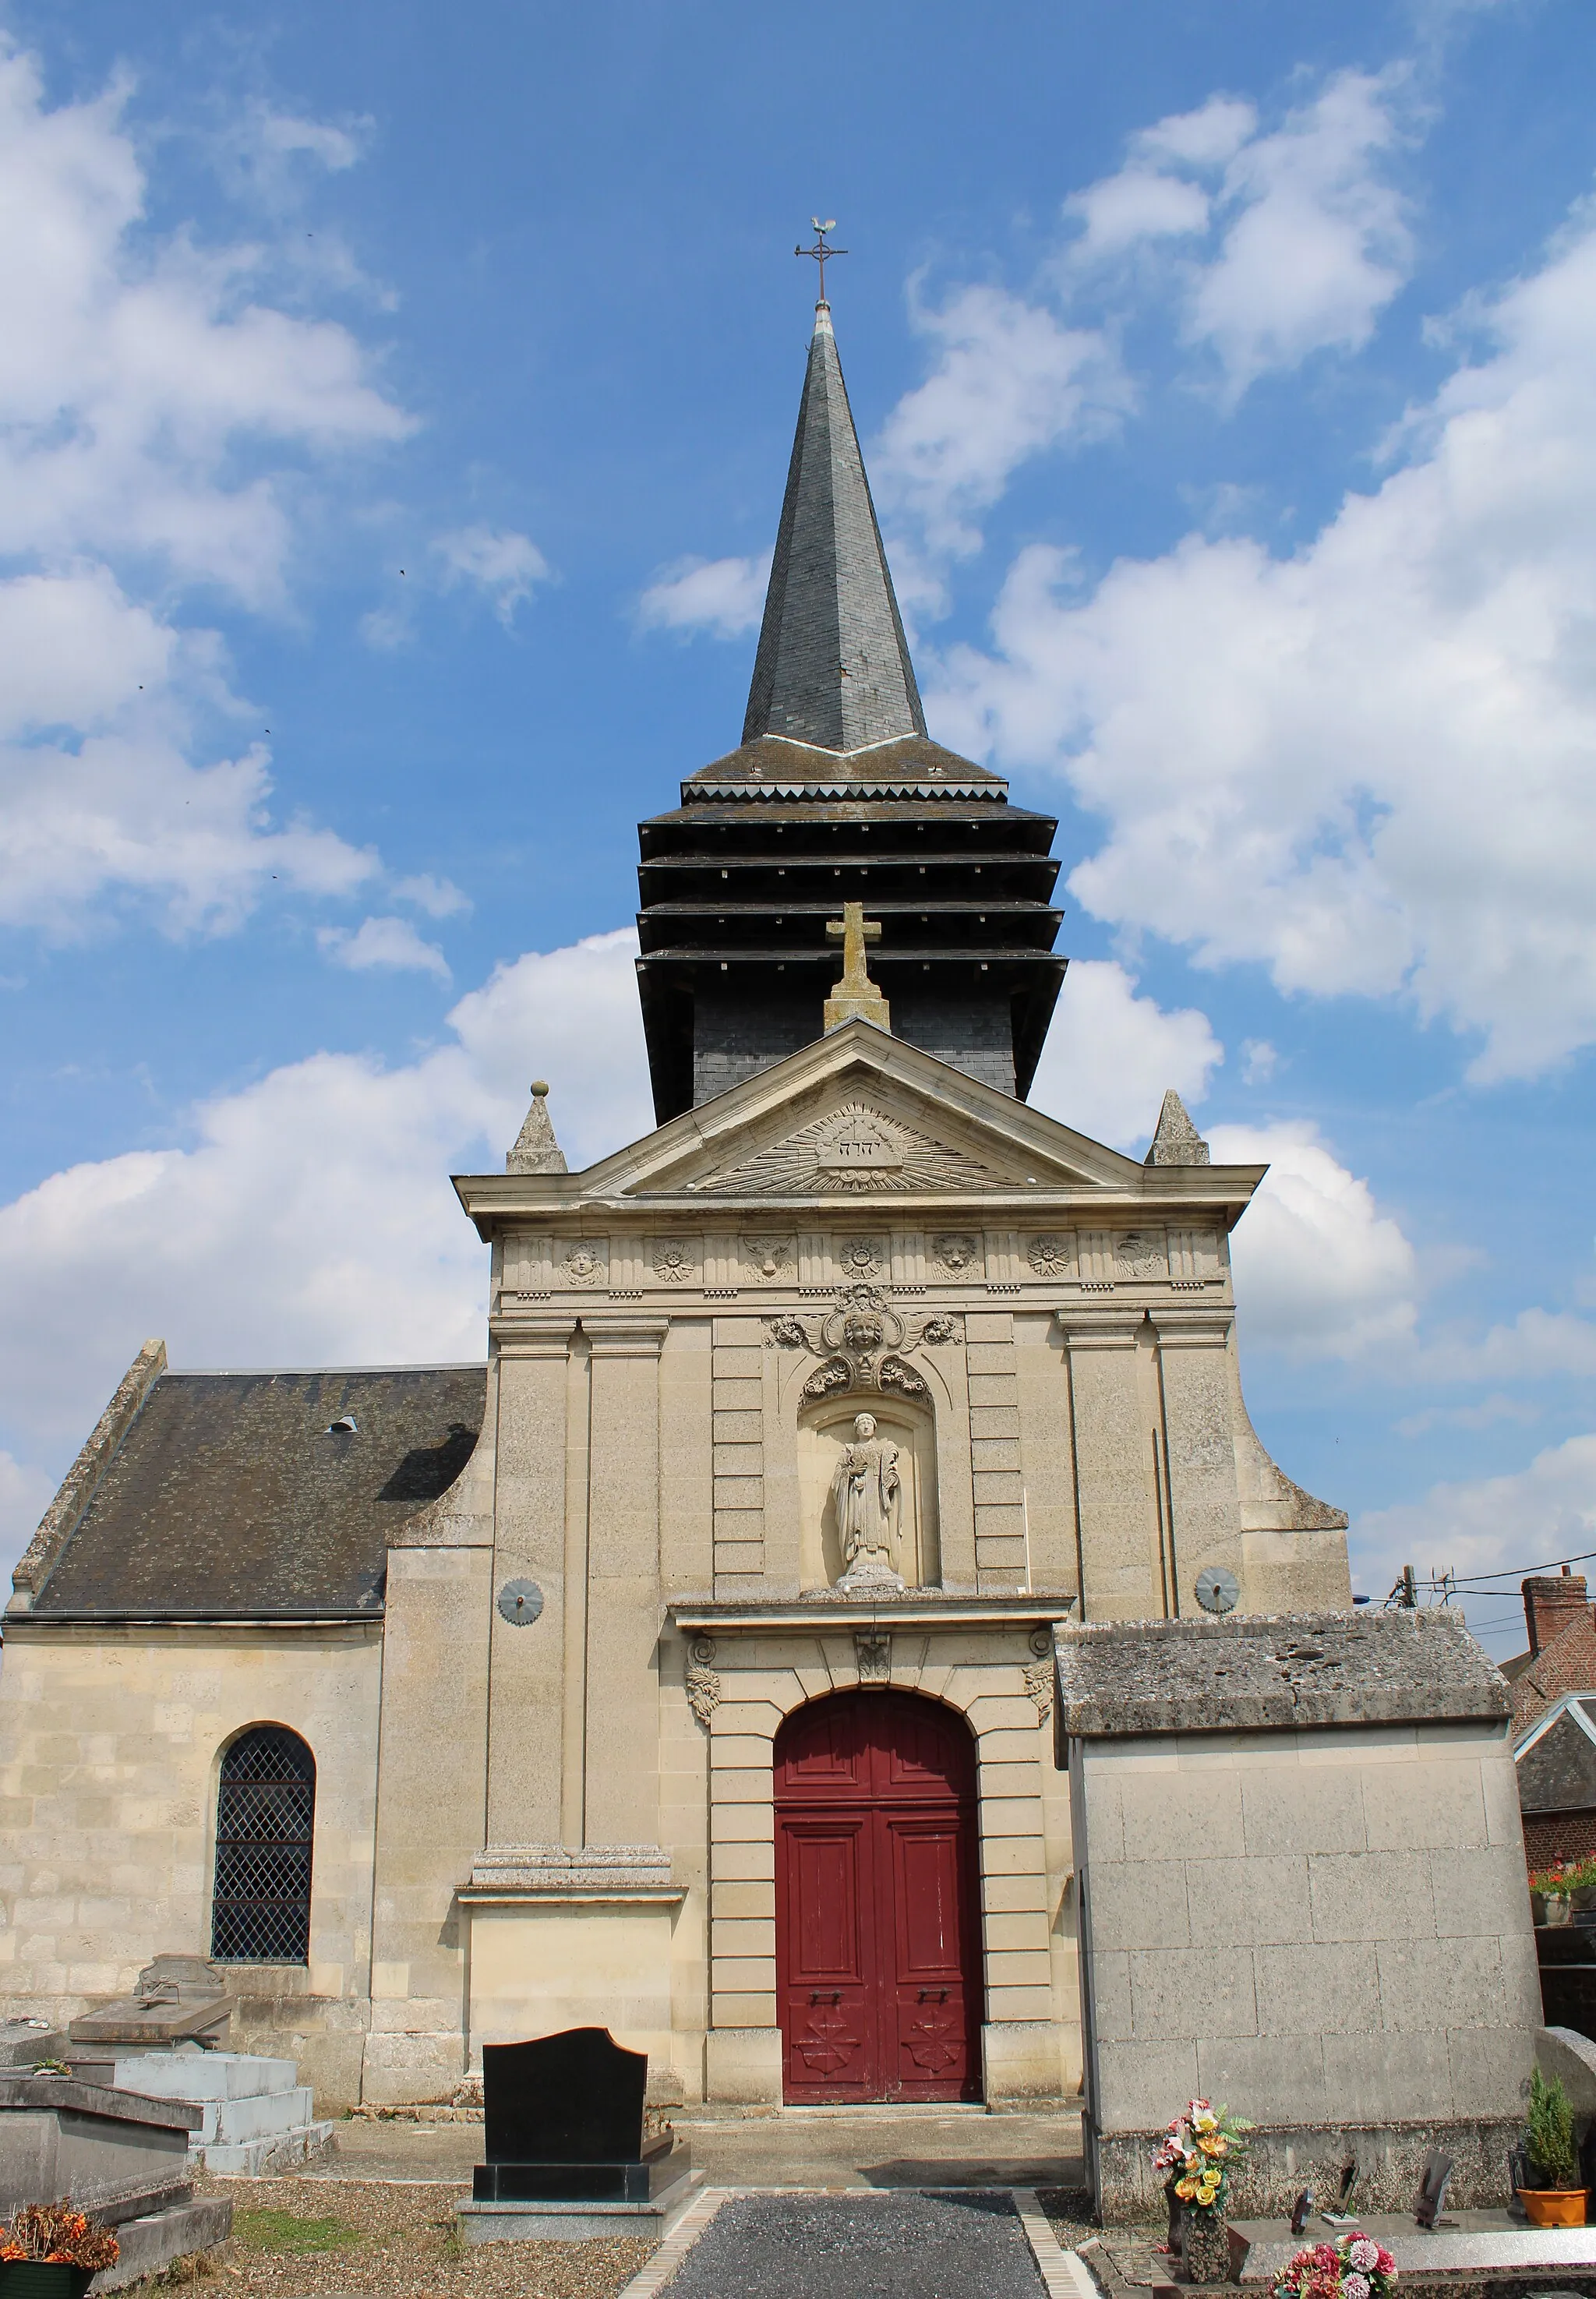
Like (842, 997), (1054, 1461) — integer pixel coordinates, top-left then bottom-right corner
(1517, 2068), (1587, 2227)
(1151, 2098), (1253, 2283)
(0, 2202), (118, 2296)
(1531, 1864), (1574, 1928)
(1274, 2230), (1396, 2299)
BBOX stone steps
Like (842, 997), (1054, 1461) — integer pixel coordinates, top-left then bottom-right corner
(110, 2052), (334, 2174)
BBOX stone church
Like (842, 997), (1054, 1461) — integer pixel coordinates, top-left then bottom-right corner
(0, 293), (1359, 2118)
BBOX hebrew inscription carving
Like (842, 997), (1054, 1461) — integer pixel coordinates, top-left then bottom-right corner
(702, 1100), (1005, 1196)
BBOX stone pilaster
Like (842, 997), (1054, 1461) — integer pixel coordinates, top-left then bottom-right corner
(486, 1316), (576, 1850)
(1152, 1308), (1243, 1616)
(1058, 1308), (1160, 1621)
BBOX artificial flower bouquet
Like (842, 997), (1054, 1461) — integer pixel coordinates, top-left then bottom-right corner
(1274, 2232), (1396, 2299)
(0, 2202), (118, 2269)
(1152, 2097), (1254, 2216)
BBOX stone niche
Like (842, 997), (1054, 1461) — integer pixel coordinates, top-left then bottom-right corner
(796, 1393), (940, 1590)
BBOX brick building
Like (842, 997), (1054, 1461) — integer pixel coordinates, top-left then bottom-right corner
(1506, 1574), (1596, 1870)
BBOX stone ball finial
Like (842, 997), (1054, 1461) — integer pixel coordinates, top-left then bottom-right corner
(530, 1079), (549, 1097)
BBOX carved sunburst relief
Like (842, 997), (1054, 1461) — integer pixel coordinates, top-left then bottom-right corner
(699, 1100), (1004, 1196)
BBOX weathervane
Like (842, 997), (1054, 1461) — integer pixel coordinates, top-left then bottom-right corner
(796, 218), (847, 304)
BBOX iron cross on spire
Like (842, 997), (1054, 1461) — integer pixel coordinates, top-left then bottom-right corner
(796, 218), (848, 303)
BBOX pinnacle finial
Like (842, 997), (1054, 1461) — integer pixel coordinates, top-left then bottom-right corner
(507, 1080), (568, 1174)
(1146, 1088), (1210, 1167)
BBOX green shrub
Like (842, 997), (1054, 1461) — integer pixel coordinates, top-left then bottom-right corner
(1527, 2068), (1581, 2191)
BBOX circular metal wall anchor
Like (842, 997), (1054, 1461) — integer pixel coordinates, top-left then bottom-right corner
(496, 1579), (545, 1626)
(1194, 1565), (1241, 1616)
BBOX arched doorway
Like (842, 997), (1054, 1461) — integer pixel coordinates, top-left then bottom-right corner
(774, 1690), (982, 2103)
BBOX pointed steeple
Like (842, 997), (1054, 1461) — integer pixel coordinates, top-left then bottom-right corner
(742, 303), (927, 754)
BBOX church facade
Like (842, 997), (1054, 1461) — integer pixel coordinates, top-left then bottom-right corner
(0, 296), (1352, 2114)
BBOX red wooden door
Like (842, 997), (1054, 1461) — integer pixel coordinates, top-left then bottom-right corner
(775, 1691), (982, 2103)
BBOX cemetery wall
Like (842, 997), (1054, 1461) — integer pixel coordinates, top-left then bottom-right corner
(1069, 1698), (1539, 2217)
(0, 1621), (382, 2109)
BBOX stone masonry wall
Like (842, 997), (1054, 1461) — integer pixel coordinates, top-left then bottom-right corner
(0, 1623), (383, 2110)
(1073, 1716), (1540, 2214)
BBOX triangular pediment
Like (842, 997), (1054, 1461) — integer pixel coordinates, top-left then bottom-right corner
(695, 1096), (1009, 1197)
(577, 1023), (1159, 1202)
(455, 1023), (1269, 1227)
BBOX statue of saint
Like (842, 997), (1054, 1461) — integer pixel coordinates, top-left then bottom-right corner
(829, 1412), (903, 1584)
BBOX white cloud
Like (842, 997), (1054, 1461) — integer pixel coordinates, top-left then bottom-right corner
(432, 525), (551, 627)
(0, 568), (175, 736)
(317, 914), (450, 980)
(1, 726), (373, 935)
(1027, 958), (1221, 1148)
(1414, 1307), (1596, 1387)
(1138, 95), (1260, 171)
(1068, 170), (1213, 263)
(928, 199), (1596, 1081)
(1395, 1393), (1542, 1438)
(394, 872), (470, 919)
(638, 552), (772, 641)
(0, 37), (411, 940)
(1065, 73), (1413, 396)
(874, 284), (1128, 560)
(0, 37), (411, 599)
(1351, 1433), (1596, 1619)
(243, 106), (367, 176)
(0, 931), (649, 1498)
(1210, 1121), (1421, 1361)
(1241, 1039), (1277, 1085)
(0, 1452), (54, 1580)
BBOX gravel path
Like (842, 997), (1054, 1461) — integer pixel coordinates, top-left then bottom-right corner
(653, 2190), (1047, 2299)
(190, 2174), (654, 2298)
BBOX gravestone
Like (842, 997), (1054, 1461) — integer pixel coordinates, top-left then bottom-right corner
(1416, 2151), (1455, 2230)
(471, 2027), (689, 2205)
(69, 1955), (233, 2062)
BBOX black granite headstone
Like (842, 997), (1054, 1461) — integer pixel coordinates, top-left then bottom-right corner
(471, 2028), (689, 2206)
(1415, 2149), (1454, 2230)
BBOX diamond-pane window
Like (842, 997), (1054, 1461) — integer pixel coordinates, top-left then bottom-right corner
(210, 1725), (316, 1964)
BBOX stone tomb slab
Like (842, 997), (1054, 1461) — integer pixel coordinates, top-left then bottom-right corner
(1231, 2211), (1596, 2285)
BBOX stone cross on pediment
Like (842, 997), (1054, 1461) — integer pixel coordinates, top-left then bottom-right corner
(824, 902), (891, 1033)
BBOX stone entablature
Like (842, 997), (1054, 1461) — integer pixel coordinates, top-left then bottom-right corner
(493, 1220), (1229, 1307)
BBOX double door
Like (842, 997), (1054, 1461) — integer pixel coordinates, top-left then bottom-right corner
(774, 1690), (982, 2103)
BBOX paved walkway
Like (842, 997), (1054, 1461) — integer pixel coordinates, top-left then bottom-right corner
(648, 2190), (1050, 2299)
(302, 2103), (1083, 2191)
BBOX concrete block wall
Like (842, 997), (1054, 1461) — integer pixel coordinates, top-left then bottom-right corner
(1074, 1717), (1540, 2212)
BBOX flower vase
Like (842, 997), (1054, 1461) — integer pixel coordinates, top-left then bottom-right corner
(1164, 2177), (1184, 2257)
(1181, 2204), (1231, 2286)
(0, 2267), (96, 2298)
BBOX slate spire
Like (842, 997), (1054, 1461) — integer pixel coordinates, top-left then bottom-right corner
(742, 302), (927, 754)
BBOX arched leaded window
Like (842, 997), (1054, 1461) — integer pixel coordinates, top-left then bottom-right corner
(210, 1725), (316, 1964)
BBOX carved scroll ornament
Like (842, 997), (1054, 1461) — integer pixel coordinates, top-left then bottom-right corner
(764, 1284), (962, 1400)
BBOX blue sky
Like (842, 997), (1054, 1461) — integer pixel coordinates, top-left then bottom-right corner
(3, 0), (1596, 1655)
